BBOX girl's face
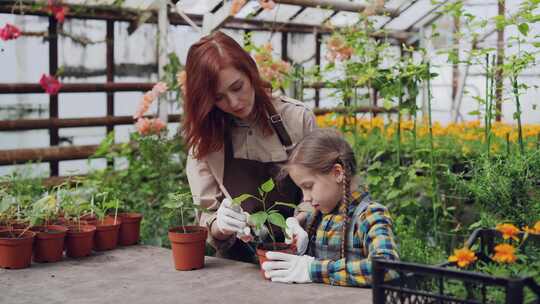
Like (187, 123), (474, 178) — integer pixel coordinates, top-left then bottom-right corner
(215, 66), (255, 120)
(288, 164), (344, 214)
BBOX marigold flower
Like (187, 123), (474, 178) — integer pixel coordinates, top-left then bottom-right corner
(523, 221), (540, 235)
(448, 247), (477, 268)
(492, 243), (517, 264)
(39, 74), (62, 95)
(496, 223), (520, 241)
(0, 23), (21, 41)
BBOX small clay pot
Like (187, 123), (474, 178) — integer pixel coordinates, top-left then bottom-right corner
(0, 229), (36, 269)
(31, 225), (68, 263)
(65, 225), (96, 258)
(117, 213), (143, 246)
(94, 217), (122, 251)
(168, 226), (208, 271)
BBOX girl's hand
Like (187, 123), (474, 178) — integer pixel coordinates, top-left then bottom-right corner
(285, 217), (308, 255)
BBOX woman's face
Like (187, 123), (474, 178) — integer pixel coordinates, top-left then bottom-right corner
(215, 66), (255, 119)
(288, 164), (344, 214)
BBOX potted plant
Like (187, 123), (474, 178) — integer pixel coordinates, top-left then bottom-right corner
(93, 194), (122, 251)
(231, 178), (297, 276)
(164, 190), (208, 271)
(28, 194), (67, 263)
(59, 188), (96, 258)
(0, 192), (35, 269)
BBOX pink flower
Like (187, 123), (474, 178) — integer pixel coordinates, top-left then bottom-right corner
(48, 0), (68, 23)
(0, 23), (21, 41)
(39, 74), (62, 95)
(259, 0), (276, 10)
(152, 82), (168, 95)
(135, 118), (166, 136)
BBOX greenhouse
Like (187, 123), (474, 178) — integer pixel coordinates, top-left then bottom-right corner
(1, 0), (540, 303)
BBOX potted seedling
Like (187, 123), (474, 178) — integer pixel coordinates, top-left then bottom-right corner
(164, 191), (208, 271)
(0, 192), (36, 269)
(59, 188), (96, 258)
(93, 193), (122, 251)
(231, 178), (297, 276)
(28, 194), (68, 263)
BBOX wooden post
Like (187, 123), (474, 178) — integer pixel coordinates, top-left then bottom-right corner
(49, 16), (59, 176)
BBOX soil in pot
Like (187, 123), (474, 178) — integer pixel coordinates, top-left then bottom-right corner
(31, 225), (68, 263)
(256, 242), (296, 280)
(168, 226), (208, 271)
(117, 213), (143, 246)
(94, 217), (122, 251)
(0, 229), (36, 269)
(80, 214), (97, 226)
(65, 225), (96, 258)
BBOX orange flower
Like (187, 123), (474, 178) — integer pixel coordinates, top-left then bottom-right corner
(492, 244), (517, 264)
(230, 0), (246, 15)
(496, 223), (520, 241)
(448, 247), (477, 268)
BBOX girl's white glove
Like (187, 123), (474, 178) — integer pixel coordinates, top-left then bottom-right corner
(262, 251), (314, 283)
(285, 217), (309, 255)
(216, 198), (250, 238)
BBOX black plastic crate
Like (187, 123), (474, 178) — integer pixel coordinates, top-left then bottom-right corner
(372, 229), (540, 304)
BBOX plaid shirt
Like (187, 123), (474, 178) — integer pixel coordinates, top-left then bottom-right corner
(305, 194), (399, 287)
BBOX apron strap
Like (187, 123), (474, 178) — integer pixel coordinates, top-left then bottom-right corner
(347, 194), (371, 249)
(266, 101), (294, 150)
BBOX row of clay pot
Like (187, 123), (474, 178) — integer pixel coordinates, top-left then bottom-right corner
(0, 213), (142, 269)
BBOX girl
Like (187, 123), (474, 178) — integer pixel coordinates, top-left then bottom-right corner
(262, 128), (399, 286)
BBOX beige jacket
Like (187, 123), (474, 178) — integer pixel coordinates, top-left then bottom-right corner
(186, 95), (317, 251)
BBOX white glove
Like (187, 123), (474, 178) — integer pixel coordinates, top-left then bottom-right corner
(262, 251), (314, 284)
(216, 198), (249, 236)
(285, 217), (309, 255)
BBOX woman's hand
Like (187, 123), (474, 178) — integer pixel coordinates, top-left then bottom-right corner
(215, 198), (248, 235)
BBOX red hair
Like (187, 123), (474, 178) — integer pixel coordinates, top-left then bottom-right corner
(183, 31), (274, 159)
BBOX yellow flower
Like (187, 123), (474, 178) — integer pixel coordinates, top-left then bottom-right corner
(523, 221), (540, 235)
(448, 247), (477, 268)
(492, 244), (517, 264)
(496, 223), (520, 241)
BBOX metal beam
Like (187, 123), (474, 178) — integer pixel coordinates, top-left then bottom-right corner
(0, 83), (154, 94)
(274, 0), (399, 17)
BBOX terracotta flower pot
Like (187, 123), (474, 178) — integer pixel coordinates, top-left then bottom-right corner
(117, 213), (143, 246)
(0, 229), (36, 269)
(80, 214), (97, 226)
(94, 217), (122, 251)
(256, 242), (295, 280)
(168, 226), (208, 271)
(31, 225), (68, 263)
(65, 225), (96, 258)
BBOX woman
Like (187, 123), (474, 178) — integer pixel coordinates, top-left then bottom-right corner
(183, 31), (316, 263)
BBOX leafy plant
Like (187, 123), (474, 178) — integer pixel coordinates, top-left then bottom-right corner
(231, 178), (296, 247)
(163, 190), (205, 233)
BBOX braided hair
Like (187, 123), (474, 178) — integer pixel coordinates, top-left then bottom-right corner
(285, 128), (357, 259)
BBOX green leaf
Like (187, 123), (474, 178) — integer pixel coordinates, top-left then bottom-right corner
(249, 212), (268, 228)
(267, 212), (287, 230)
(518, 23), (530, 36)
(232, 194), (251, 205)
(261, 178), (275, 193)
